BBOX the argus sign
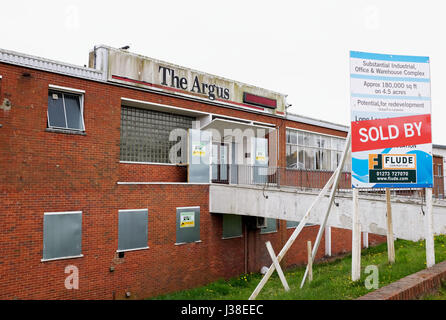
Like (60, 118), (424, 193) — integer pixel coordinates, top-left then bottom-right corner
(350, 51), (433, 188)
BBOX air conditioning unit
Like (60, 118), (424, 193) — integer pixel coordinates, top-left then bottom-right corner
(256, 217), (267, 229)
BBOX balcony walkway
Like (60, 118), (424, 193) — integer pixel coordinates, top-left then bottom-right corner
(209, 182), (446, 242)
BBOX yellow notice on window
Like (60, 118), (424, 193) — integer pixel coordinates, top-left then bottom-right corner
(256, 151), (266, 161)
(192, 142), (206, 157)
(180, 212), (195, 228)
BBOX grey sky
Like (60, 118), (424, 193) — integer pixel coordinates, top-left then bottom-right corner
(1, 0), (445, 143)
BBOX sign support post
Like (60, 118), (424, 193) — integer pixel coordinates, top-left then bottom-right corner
(351, 188), (361, 281)
(385, 188), (395, 264)
(425, 188), (435, 268)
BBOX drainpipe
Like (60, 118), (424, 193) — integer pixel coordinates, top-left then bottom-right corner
(244, 224), (248, 274)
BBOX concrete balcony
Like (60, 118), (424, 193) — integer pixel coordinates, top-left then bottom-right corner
(209, 165), (446, 242)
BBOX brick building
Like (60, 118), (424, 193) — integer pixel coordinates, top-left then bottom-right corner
(0, 46), (389, 300)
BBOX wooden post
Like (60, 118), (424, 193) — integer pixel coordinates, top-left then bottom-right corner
(307, 241), (313, 282)
(265, 241), (290, 291)
(325, 226), (331, 257)
(300, 131), (351, 288)
(249, 168), (337, 300)
(386, 188), (395, 264)
(363, 232), (369, 248)
(425, 188), (435, 268)
(250, 131), (351, 299)
(352, 188), (361, 281)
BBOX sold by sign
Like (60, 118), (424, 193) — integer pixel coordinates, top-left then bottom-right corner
(351, 114), (431, 152)
(350, 51), (433, 188)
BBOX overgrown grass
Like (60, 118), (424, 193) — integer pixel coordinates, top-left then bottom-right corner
(151, 235), (446, 300)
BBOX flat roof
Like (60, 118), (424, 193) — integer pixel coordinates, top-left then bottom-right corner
(0, 45), (349, 133)
(286, 112), (349, 133)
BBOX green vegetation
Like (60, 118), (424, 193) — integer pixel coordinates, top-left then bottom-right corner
(151, 235), (446, 300)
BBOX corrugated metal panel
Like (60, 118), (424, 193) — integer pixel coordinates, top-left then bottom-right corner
(0, 48), (105, 81)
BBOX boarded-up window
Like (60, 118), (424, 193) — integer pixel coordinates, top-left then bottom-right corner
(176, 207), (200, 244)
(286, 220), (299, 229)
(260, 218), (277, 234)
(222, 214), (242, 239)
(43, 211), (82, 261)
(118, 209), (148, 252)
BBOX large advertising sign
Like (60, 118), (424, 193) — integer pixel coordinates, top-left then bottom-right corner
(91, 46), (287, 116)
(350, 51), (433, 188)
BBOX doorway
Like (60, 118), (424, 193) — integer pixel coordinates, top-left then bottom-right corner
(212, 142), (229, 184)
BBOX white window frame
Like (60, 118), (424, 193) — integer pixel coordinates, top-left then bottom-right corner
(285, 128), (349, 171)
(47, 84), (86, 132)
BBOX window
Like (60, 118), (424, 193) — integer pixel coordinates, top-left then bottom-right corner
(117, 209), (148, 252)
(47, 90), (85, 131)
(286, 129), (351, 171)
(222, 214), (242, 239)
(120, 106), (194, 163)
(286, 220), (313, 228)
(42, 211), (82, 261)
(176, 207), (200, 244)
(286, 220), (299, 229)
(260, 218), (277, 234)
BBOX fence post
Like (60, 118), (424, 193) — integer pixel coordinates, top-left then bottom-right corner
(386, 188), (395, 264)
(307, 241), (313, 282)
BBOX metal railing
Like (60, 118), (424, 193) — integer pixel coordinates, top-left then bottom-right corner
(211, 164), (445, 200)
(214, 164), (351, 190)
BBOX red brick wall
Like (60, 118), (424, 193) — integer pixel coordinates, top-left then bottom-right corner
(433, 155), (444, 197)
(0, 62), (384, 299)
(358, 260), (446, 300)
(119, 163), (188, 182)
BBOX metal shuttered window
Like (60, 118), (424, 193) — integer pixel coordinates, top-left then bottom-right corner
(260, 218), (277, 234)
(222, 214), (242, 239)
(286, 220), (299, 229)
(117, 209), (149, 252)
(175, 207), (200, 244)
(42, 211), (83, 261)
(286, 220), (314, 228)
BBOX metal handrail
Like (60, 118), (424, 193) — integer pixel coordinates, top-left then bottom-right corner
(210, 164), (445, 200)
